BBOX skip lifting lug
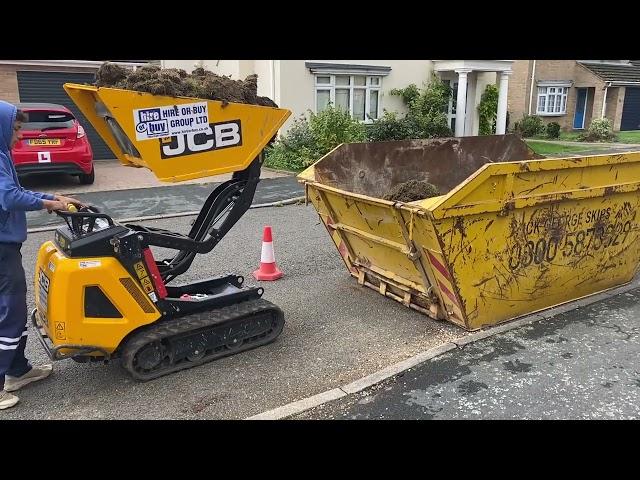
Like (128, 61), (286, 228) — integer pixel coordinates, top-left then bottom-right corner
(407, 246), (420, 261)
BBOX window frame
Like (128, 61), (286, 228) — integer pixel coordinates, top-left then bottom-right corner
(537, 85), (569, 116)
(314, 74), (383, 122)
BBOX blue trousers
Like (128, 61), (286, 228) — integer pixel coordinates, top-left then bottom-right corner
(0, 243), (32, 391)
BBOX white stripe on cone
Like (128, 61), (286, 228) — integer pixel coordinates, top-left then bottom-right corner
(261, 241), (276, 263)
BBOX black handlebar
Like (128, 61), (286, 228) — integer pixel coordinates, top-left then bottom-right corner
(56, 205), (115, 236)
(56, 205), (114, 225)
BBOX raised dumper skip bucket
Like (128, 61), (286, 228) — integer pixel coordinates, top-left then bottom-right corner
(298, 135), (640, 331)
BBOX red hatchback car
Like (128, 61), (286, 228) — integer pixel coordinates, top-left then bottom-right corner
(11, 103), (95, 184)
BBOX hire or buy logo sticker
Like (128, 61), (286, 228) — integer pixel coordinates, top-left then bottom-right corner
(134, 102), (209, 141)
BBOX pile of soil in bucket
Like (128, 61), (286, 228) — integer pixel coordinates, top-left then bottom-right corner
(94, 62), (278, 107)
(383, 180), (440, 202)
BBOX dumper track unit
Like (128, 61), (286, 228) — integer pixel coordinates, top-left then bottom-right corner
(32, 85), (291, 380)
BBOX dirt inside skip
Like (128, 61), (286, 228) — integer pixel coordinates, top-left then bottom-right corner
(383, 180), (440, 202)
(94, 63), (278, 107)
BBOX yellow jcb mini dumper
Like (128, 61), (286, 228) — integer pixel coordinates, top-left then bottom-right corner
(31, 84), (291, 380)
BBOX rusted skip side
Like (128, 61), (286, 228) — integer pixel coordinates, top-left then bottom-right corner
(300, 135), (640, 331)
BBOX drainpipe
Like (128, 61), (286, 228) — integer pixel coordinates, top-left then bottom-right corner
(270, 60), (281, 136)
(601, 81), (611, 119)
(528, 60), (537, 115)
(270, 60), (276, 100)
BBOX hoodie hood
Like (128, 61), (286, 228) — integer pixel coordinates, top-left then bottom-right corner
(0, 100), (17, 157)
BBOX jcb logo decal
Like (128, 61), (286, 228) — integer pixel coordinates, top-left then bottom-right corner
(159, 120), (242, 158)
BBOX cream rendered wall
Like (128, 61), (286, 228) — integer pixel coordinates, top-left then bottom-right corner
(161, 60), (241, 77)
(161, 60), (436, 132)
(276, 60), (434, 131)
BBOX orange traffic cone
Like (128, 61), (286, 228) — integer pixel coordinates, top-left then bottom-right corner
(253, 226), (283, 281)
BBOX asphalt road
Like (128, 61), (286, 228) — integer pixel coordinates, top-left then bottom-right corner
(297, 287), (640, 419)
(4, 204), (464, 419)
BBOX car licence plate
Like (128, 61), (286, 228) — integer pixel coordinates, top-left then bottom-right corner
(28, 139), (61, 146)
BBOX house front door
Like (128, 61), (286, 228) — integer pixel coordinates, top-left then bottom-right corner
(573, 88), (587, 129)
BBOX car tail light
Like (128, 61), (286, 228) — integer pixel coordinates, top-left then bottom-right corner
(77, 125), (86, 138)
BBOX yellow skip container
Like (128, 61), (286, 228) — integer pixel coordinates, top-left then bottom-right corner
(299, 135), (640, 330)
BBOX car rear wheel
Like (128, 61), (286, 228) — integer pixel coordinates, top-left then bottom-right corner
(78, 166), (95, 185)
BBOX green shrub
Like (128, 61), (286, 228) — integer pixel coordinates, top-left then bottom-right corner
(308, 104), (366, 153)
(264, 117), (322, 171)
(579, 118), (616, 142)
(366, 111), (414, 141)
(265, 105), (366, 171)
(546, 122), (561, 139)
(370, 75), (453, 141)
(515, 115), (545, 137)
(389, 84), (420, 106)
(478, 84), (498, 135)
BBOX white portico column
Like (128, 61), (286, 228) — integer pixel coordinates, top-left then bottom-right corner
(455, 69), (471, 137)
(496, 71), (511, 135)
(464, 72), (478, 136)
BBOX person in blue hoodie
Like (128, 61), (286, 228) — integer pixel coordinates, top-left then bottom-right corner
(0, 100), (82, 410)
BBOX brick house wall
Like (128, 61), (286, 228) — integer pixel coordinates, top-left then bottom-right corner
(508, 60), (627, 132)
(608, 87), (626, 131)
(0, 65), (20, 103)
(507, 60), (531, 128)
(0, 64), (103, 104)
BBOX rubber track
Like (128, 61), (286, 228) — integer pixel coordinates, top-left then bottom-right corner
(120, 298), (284, 381)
